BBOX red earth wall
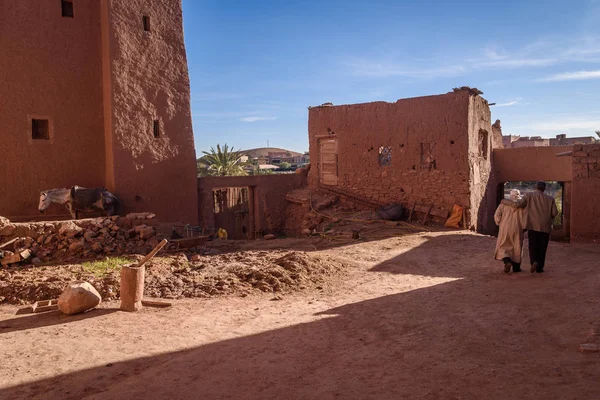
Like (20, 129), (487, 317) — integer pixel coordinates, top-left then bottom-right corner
(571, 144), (600, 243)
(0, 1), (106, 220)
(307, 91), (493, 230)
(198, 174), (307, 236)
(0, 0), (198, 224)
(102, 0), (198, 223)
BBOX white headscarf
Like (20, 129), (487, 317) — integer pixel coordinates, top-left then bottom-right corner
(509, 189), (521, 201)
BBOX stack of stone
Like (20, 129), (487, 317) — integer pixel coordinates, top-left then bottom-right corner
(0, 213), (160, 264)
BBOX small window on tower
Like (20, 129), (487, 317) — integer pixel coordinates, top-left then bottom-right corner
(153, 120), (160, 138)
(32, 119), (50, 140)
(61, 0), (74, 18)
(143, 15), (151, 31)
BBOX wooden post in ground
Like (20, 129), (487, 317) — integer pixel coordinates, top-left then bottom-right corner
(120, 239), (168, 312)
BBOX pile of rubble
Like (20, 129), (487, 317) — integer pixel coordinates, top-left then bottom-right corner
(0, 213), (161, 265)
(0, 250), (347, 305)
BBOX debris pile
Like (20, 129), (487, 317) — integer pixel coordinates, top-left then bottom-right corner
(0, 250), (347, 304)
(0, 213), (161, 265)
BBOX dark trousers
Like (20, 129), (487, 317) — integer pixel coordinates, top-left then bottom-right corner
(528, 230), (550, 270)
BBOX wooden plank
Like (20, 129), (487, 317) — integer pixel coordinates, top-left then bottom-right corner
(31, 299), (58, 313)
(408, 203), (416, 222)
(462, 208), (468, 229)
(0, 238), (19, 251)
(430, 207), (449, 219)
(1, 249), (30, 266)
(413, 204), (431, 213)
(142, 299), (172, 308)
(421, 204), (434, 225)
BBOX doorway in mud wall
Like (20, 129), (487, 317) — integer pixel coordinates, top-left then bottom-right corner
(212, 187), (255, 240)
(500, 181), (570, 242)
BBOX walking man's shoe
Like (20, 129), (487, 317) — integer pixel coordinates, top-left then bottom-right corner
(504, 259), (512, 273)
(531, 261), (538, 273)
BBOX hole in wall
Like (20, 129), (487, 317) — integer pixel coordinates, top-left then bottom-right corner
(61, 0), (74, 18)
(450, 140), (455, 145)
(32, 119), (50, 140)
(153, 120), (160, 138)
(143, 15), (151, 31)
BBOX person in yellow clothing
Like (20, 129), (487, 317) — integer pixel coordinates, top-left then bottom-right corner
(494, 189), (526, 273)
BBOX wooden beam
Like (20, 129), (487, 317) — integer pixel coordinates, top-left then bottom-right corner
(142, 299), (172, 308)
(422, 204), (434, 225)
(556, 151), (573, 157)
(408, 203), (416, 223)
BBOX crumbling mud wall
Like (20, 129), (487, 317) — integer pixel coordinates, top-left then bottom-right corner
(198, 174), (307, 236)
(467, 94), (494, 232)
(101, 0), (198, 223)
(0, 213), (161, 265)
(0, 1), (106, 219)
(307, 90), (491, 229)
(571, 144), (600, 243)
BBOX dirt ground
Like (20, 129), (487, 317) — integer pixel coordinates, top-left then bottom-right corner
(1, 230), (599, 399)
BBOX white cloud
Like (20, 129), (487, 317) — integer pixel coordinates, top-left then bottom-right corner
(239, 116), (278, 122)
(495, 100), (519, 107)
(475, 58), (556, 68)
(348, 36), (600, 80)
(538, 70), (600, 82)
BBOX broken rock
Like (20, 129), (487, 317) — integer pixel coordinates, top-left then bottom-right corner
(58, 222), (83, 237)
(0, 224), (16, 237)
(91, 242), (103, 253)
(69, 240), (85, 254)
(139, 227), (155, 239)
(57, 282), (102, 315)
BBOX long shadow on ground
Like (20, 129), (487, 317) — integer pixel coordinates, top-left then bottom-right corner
(1, 235), (599, 399)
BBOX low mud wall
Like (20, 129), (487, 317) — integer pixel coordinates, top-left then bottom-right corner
(198, 172), (307, 237)
(0, 213), (161, 264)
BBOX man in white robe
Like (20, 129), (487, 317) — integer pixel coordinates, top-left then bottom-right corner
(494, 189), (526, 273)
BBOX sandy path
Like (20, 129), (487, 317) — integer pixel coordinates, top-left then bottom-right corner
(1, 231), (599, 399)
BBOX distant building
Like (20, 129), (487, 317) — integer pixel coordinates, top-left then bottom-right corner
(503, 134), (596, 148)
(241, 147), (308, 166)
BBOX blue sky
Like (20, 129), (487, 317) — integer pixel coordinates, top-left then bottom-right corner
(183, 0), (600, 155)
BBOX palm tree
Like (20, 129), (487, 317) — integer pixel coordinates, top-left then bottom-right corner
(197, 144), (247, 177)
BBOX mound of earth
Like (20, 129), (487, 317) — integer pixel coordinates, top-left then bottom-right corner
(0, 250), (347, 305)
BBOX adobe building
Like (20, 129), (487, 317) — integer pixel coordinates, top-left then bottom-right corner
(503, 134), (596, 148)
(307, 89), (497, 231)
(0, 0), (198, 223)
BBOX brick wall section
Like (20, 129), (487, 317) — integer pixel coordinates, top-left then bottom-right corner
(307, 91), (493, 229)
(198, 174), (307, 235)
(571, 144), (600, 243)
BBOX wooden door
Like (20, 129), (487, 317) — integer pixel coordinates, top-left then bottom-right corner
(319, 139), (338, 186)
(213, 187), (250, 240)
